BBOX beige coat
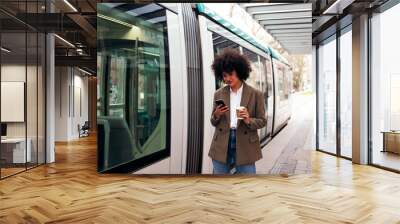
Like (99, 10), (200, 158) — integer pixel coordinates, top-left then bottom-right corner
(208, 82), (267, 165)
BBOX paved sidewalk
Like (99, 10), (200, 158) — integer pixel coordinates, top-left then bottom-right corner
(256, 92), (315, 174)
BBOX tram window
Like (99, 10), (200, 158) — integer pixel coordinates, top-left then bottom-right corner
(265, 58), (273, 97)
(275, 62), (287, 101)
(284, 67), (292, 99)
(260, 57), (267, 95)
(108, 56), (127, 118)
(242, 47), (261, 90)
(212, 32), (240, 56)
(212, 32), (240, 89)
(136, 48), (164, 146)
(283, 71), (289, 100)
(97, 3), (170, 171)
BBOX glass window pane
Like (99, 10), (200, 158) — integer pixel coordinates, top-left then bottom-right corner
(272, 59), (291, 134)
(1, 1), (46, 179)
(108, 56), (126, 118)
(275, 61), (286, 102)
(1, 29), (28, 177)
(97, 3), (170, 171)
(212, 32), (240, 55)
(318, 36), (337, 154)
(242, 47), (261, 90)
(371, 4), (400, 171)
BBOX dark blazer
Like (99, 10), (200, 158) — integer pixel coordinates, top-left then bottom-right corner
(208, 82), (267, 165)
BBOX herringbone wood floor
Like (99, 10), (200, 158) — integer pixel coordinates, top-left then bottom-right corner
(1, 135), (400, 223)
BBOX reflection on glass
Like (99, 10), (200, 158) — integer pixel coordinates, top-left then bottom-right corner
(318, 37), (337, 154)
(97, 3), (169, 172)
(136, 49), (163, 146)
(108, 57), (126, 117)
(371, 4), (400, 171)
(340, 29), (352, 158)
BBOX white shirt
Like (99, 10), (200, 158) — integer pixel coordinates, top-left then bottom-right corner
(230, 83), (243, 128)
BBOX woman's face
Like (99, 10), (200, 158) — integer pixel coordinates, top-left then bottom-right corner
(222, 70), (240, 87)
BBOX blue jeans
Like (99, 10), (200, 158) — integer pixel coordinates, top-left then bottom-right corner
(212, 129), (256, 174)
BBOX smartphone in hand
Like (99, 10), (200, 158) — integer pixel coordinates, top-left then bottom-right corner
(215, 99), (226, 107)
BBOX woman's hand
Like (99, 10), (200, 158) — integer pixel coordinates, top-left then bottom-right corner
(239, 108), (251, 124)
(213, 105), (229, 119)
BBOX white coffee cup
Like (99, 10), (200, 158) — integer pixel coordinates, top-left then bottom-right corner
(236, 106), (246, 120)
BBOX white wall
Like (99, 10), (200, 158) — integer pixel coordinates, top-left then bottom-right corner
(55, 67), (68, 141)
(1, 64), (26, 81)
(55, 66), (89, 141)
(1, 82), (25, 122)
(1, 63), (46, 164)
(1, 65), (26, 141)
(1, 65), (36, 137)
(1, 65), (26, 136)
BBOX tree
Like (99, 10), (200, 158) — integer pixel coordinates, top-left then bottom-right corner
(289, 55), (310, 92)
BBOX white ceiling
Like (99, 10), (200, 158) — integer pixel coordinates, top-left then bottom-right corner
(240, 3), (312, 54)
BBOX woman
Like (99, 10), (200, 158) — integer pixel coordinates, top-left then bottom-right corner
(209, 48), (267, 174)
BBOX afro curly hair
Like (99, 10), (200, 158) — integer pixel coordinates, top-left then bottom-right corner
(211, 48), (252, 81)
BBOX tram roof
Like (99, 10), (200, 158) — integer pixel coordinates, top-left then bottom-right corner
(195, 3), (289, 65)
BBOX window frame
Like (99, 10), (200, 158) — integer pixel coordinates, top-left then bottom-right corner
(315, 24), (353, 160)
(96, 3), (172, 173)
